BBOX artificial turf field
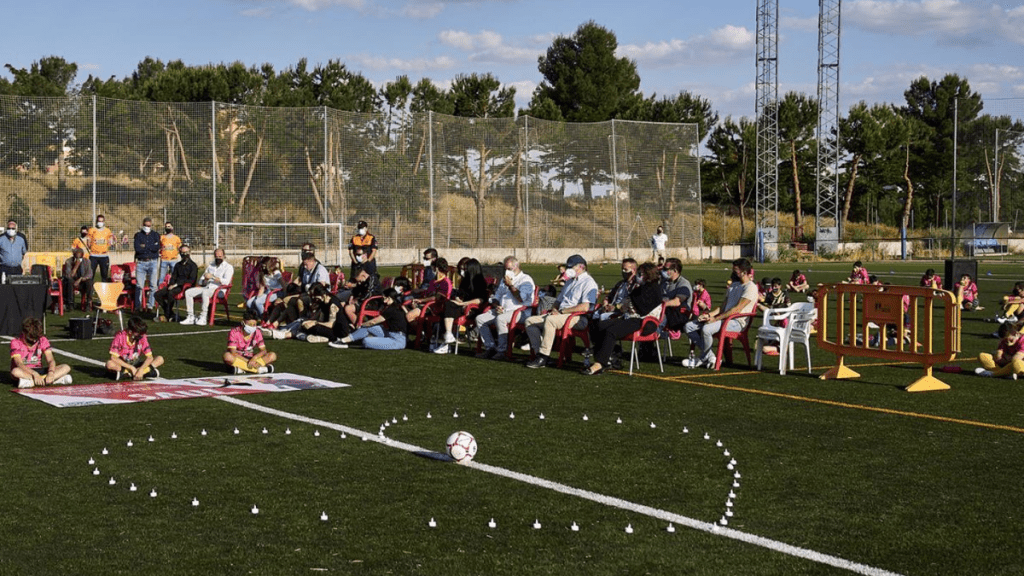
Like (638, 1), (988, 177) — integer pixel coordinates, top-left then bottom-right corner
(2, 259), (1023, 575)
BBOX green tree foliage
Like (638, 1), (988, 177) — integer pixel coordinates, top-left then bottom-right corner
(776, 92), (819, 232)
(527, 21), (641, 122)
(704, 117), (757, 237)
(2, 56), (78, 96)
(627, 91), (719, 143)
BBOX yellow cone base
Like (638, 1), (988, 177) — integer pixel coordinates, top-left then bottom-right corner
(904, 367), (951, 392)
(820, 357), (860, 380)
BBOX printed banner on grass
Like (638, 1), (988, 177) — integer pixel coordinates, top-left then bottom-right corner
(11, 373), (349, 408)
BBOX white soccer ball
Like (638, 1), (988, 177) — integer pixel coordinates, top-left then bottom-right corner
(445, 431), (478, 464)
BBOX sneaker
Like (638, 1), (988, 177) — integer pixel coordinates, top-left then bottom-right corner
(261, 328), (273, 337)
(442, 332), (456, 344)
(475, 348), (496, 360)
(519, 342), (531, 351)
(975, 367), (993, 377)
(195, 317), (208, 326)
(525, 355), (548, 369)
(147, 367), (160, 379)
(991, 332), (1001, 338)
(180, 315), (197, 325)
(17, 378), (33, 389)
(234, 367), (244, 375)
(681, 357), (700, 368)
(432, 343), (450, 354)
(306, 335), (329, 344)
(976, 305), (985, 311)
(328, 341), (349, 349)
(54, 374), (73, 385)
(271, 329), (288, 340)
(257, 366), (269, 374)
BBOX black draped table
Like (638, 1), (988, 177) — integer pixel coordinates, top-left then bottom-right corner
(0, 283), (50, 336)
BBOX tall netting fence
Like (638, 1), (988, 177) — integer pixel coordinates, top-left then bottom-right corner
(0, 95), (701, 262)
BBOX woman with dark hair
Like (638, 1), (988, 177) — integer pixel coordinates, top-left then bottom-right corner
(329, 288), (408, 350)
(582, 262), (663, 375)
(407, 257), (453, 323)
(432, 258), (489, 354)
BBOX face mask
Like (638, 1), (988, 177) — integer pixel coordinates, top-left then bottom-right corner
(422, 258), (432, 267)
(214, 258), (223, 266)
(5, 229), (15, 237)
(142, 226), (151, 234)
(505, 270), (514, 280)
(80, 232), (88, 238)
(394, 287), (403, 296)
(661, 271), (669, 279)
(355, 255), (364, 263)
(730, 272), (740, 283)
(459, 270), (466, 278)
(165, 228), (173, 234)
(96, 222), (105, 229)
(621, 270), (631, 281)
(181, 254), (190, 260)
(358, 228), (367, 236)
(243, 324), (257, 334)
(563, 268), (577, 281)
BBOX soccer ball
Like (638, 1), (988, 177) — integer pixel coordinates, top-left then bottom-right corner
(445, 431), (478, 464)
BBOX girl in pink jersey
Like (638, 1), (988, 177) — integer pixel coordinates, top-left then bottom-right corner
(10, 317), (72, 388)
(106, 316), (164, 381)
(691, 279), (712, 317)
(976, 322), (1024, 378)
(224, 311), (277, 374)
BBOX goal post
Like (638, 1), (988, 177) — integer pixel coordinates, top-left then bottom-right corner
(214, 222), (345, 266)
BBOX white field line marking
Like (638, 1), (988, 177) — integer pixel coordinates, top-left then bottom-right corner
(0, 336), (108, 367)
(215, 395), (903, 576)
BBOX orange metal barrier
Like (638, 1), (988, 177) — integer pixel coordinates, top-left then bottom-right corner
(816, 283), (961, 392)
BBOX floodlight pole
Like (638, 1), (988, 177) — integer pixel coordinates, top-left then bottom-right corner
(950, 98), (958, 261)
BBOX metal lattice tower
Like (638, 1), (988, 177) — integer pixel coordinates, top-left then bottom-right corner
(755, 0), (780, 261)
(815, 0), (842, 254)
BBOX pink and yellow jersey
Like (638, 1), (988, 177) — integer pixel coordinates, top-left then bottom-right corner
(693, 289), (712, 312)
(109, 331), (153, 363)
(792, 273), (807, 286)
(962, 281), (978, 302)
(850, 268), (870, 284)
(228, 327), (265, 358)
(998, 336), (1024, 359)
(10, 336), (50, 370)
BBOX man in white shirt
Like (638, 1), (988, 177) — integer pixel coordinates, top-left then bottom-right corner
(650, 226), (668, 261)
(683, 258), (758, 369)
(476, 256), (535, 360)
(181, 248), (234, 326)
(525, 254), (599, 369)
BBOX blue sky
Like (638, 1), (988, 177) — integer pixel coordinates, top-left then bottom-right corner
(2, 0), (1023, 119)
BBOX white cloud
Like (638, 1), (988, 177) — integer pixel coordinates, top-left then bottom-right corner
(846, 0), (1024, 46)
(347, 54), (458, 72)
(438, 30), (504, 51)
(438, 29), (542, 65)
(617, 24), (754, 68)
(241, 6), (273, 17)
(286, 0), (364, 9)
(399, 1), (444, 18)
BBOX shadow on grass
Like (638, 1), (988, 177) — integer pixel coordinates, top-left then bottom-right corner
(180, 358), (230, 372)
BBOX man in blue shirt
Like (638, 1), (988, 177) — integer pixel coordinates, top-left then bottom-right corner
(133, 217), (162, 313)
(0, 220), (28, 277)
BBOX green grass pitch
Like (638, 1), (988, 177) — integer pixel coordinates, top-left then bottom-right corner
(2, 259), (1023, 575)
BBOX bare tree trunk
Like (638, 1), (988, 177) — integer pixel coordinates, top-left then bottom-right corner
(901, 144), (915, 231)
(790, 140), (802, 232)
(165, 130), (177, 191)
(304, 147), (326, 217)
(234, 135), (263, 220)
(841, 153), (862, 228)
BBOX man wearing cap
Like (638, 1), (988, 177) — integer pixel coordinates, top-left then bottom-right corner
(348, 220), (377, 277)
(524, 254), (599, 369)
(61, 247), (93, 310)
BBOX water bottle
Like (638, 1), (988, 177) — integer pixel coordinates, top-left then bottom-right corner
(687, 349), (696, 368)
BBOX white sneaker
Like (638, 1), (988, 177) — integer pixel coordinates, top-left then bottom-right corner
(195, 317), (207, 326)
(261, 328), (273, 337)
(17, 378), (33, 389)
(328, 341), (349, 349)
(271, 329), (288, 340)
(234, 367), (244, 375)
(432, 343), (450, 354)
(306, 335), (328, 344)
(681, 358), (700, 368)
(975, 367), (993, 377)
(519, 342), (531, 351)
(180, 315), (196, 325)
(257, 366), (269, 374)
(54, 374), (73, 385)
(442, 332), (456, 344)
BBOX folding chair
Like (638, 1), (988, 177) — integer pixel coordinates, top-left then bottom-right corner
(94, 282), (126, 333)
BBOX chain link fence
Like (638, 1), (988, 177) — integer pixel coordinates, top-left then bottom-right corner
(0, 95), (701, 264)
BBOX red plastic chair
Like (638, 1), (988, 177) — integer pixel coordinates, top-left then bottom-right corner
(554, 307), (596, 368)
(711, 311), (759, 370)
(356, 295), (383, 325)
(478, 290), (540, 360)
(449, 303), (485, 355)
(206, 283), (233, 325)
(620, 306), (667, 375)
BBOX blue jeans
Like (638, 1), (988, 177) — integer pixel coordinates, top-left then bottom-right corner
(135, 259), (160, 310)
(247, 292), (278, 315)
(159, 258), (179, 283)
(684, 318), (745, 363)
(348, 325), (407, 350)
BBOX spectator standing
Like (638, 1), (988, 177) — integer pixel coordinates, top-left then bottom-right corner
(72, 225), (91, 259)
(133, 217), (161, 313)
(650, 226), (668, 262)
(349, 220), (378, 277)
(0, 219), (27, 277)
(159, 222), (182, 282)
(86, 215), (114, 281)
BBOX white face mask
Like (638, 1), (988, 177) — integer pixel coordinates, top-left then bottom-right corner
(96, 222), (105, 229)
(355, 255), (364, 263)
(142, 226), (151, 234)
(358, 228), (367, 237)
(394, 287), (403, 295)
(5, 228), (15, 237)
(422, 258), (432, 267)
(243, 324), (257, 334)
(505, 269), (514, 280)
(563, 268), (578, 280)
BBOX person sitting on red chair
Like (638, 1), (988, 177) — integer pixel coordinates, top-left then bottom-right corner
(683, 258), (758, 369)
(62, 247), (93, 311)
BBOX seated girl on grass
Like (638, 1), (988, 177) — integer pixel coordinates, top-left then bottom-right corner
(976, 322), (1024, 379)
(10, 317), (72, 388)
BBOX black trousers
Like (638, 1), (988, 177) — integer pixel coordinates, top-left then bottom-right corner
(89, 256), (110, 282)
(591, 317), (645, 366)
(154, 285), (185, 318)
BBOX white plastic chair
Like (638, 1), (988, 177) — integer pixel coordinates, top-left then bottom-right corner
(784, 303), (817, 375)
(754, 304), (798, 374)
